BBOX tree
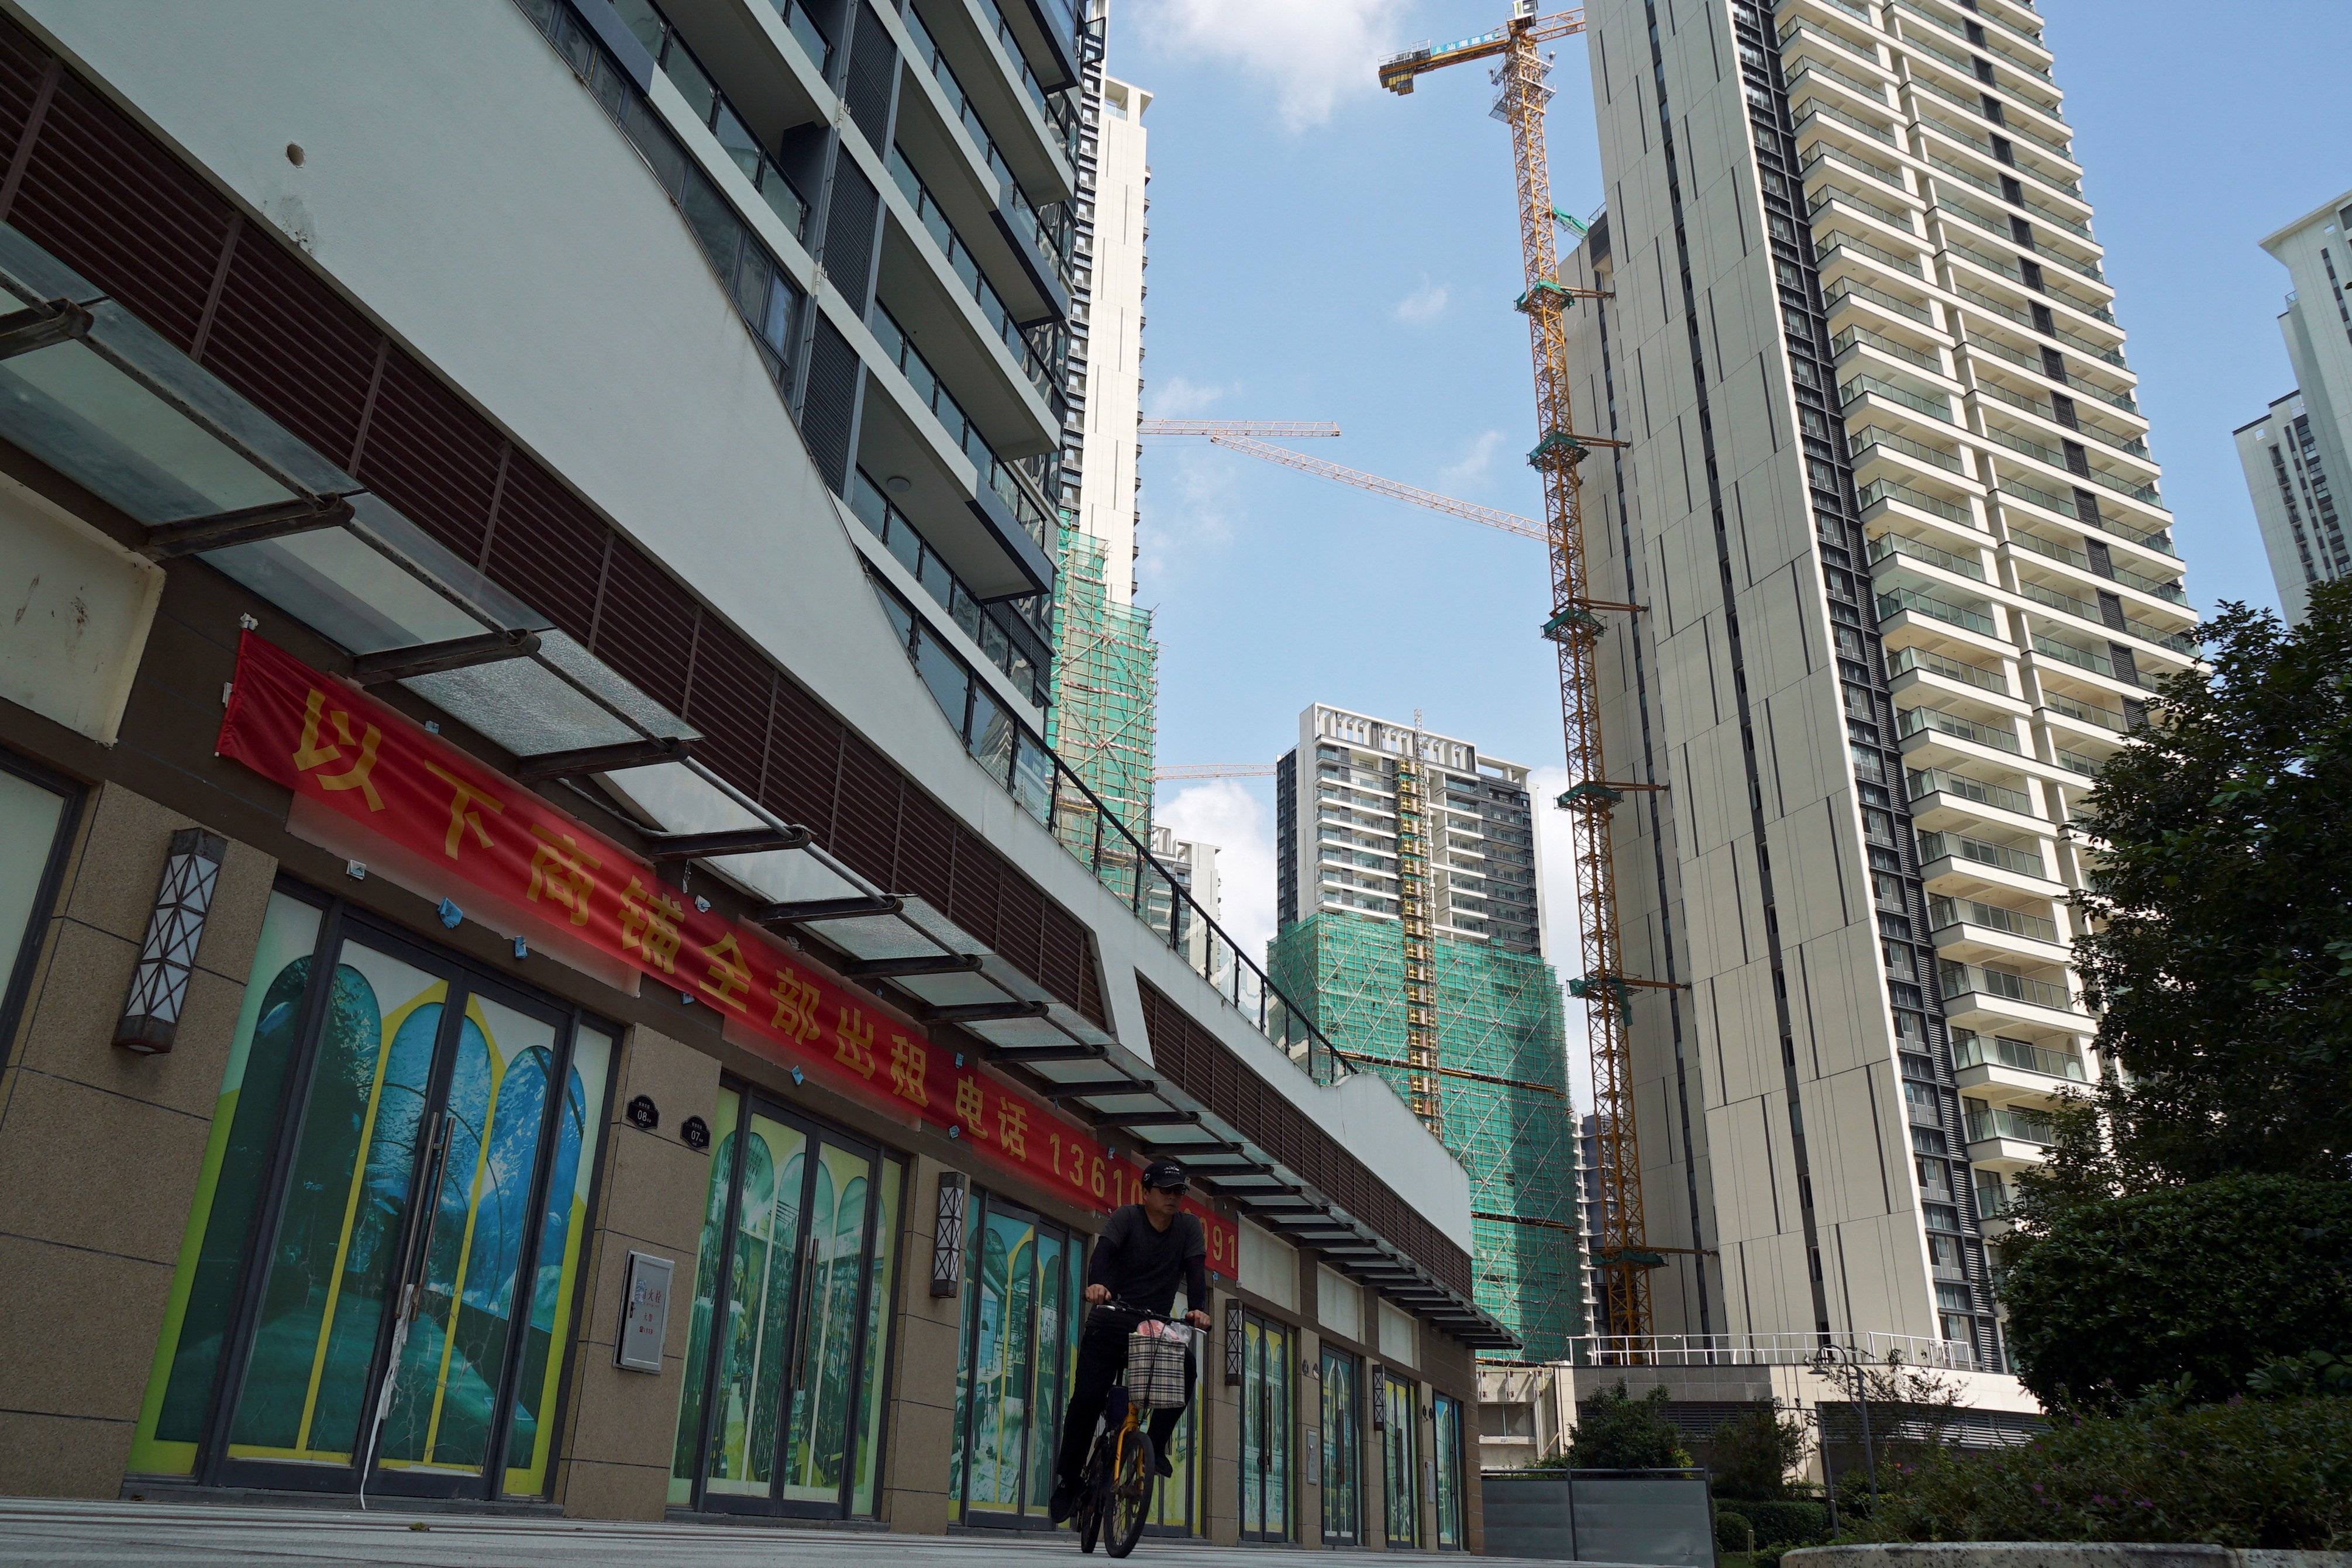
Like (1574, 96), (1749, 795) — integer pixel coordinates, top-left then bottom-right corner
(1708, 1401), (1810, 1500)
(2055, 584), (2352, 1189)
(1997, 1173), (2352, 1410)
(1553, 1383), (1693, 1470)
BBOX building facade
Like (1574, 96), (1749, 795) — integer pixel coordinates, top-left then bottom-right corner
(1268, 705), (1582, 1362)
(0, 0), (1499, 1548)
(1554, 0), (2195, 1417)
(2236, 189), (2352, 622)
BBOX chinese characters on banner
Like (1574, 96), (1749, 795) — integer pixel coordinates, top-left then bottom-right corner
(219, 633), (1237, 1273)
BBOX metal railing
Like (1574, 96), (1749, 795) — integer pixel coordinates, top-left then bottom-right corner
(1862, 479), (1976, 530)
(2042, 689), (2127, 733)
(1565, 1331), (1987, 1371)
(884, 144), (1060, 409)
(2029, 635), (2116, 680)
(1919, 828), (2046, 877)
(1966, 1101), (2058, 1146)
(1954, 1030), (2083, 1078)
(1943, 961), (2074, 1013)
(1842, 373), (1952, 421)
(1878, 585), (1998, 636)
(1889, 646), (2008, 695)
(1824, 274), (1939, 327)
(1899, 704), (2020, 754)
(1932, 897), (2059, 945)
(1850, 423), (1969, 477)
(1836, 323), (1943, 373)
(1819, 228), (1927, 278)
(1908, 766), (2034, 815)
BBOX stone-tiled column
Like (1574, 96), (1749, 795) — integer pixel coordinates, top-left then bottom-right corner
(877, 1154), (967, 1533)
(0, 784), (274, 1497)
(549, 1024), (717, 1519)
(1201, 1284), (1239, 1545)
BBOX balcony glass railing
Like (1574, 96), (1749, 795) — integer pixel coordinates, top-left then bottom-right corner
(1890, 646), (2008, 694)
(870, 304), (1054, 552)
(1849, 423), (1969, 476)
(1818, 228), (1926, 278)
(886, 145), (1059, 408)
(1835, 323), (1943, 373)
(1981, 423), (2162, 508)
(1932, 896), (2060, 944)
(1995, 478), (2176, 555)
(1942, 960), (2074, 1012)
(2014, 577), (2197, 654)
(1899, 704), (2020, 754)
(1918, 829), (2045, 877)
(1861, 480), (1976, 530)
(1908, 766), (2034, 815)
(1870, 528), (1981, 578)
(1795, 96), (1900, 149)
(1878, 585), (1998, 636)
(1952, 1029), (2085, 1080)
(1812, 186), (1919, 236)
(2054, 747), (2102, 777)
(2041, 689), (2127, 733)
(1954, 284), (2127, 367)
(1965, 1101), (2058, 1146)
(970, 0), (1085, 159)
(2030, 635), (2116, 680)
(1801, 142), (1909, 200)
(1842, 373), (1952, 421)
(1780, 18), (1884, 70)
(1824, 274), (1938, 326)
(850, 468), (1048, 702)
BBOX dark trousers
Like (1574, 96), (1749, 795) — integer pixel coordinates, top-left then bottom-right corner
(1054, 1312), (1196, 1490)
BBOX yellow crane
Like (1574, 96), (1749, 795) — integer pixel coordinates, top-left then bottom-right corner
(1200, 434), (1545, 545)
(1381, 4), (1664, 1343)
(1152, 763), (1276, 780)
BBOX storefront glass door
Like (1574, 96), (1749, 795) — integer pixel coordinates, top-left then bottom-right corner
(1432, 1392), (1465, 1549)
(1239, 1313), (1292, 1541)
(1319, 1345), (1361, 1546)
(669, 1085), (903, 1517)
(1380, 1370), (1421, 1548)
(128, 890), (612, 1500)
(948, 1190), (1081, 1526)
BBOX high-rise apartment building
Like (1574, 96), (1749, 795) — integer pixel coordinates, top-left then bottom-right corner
(0, 0), (1504, 1544)
(1046, 46), (1157, 838)
(1269, 705), (1582, 1359)
(1554, 0), (2196, 1411)
(2236, 189), (2352, 622)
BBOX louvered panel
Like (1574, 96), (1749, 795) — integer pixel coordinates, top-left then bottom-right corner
(945, 829), (1001, 952)
(680, 622), (772, 795)
(485, 459), (605, 640)
(9, 72), (230, 349)
(892, 788), (955, 911)
(356, 353), (501, 561)
(829, 736), (901, 884)
(993, 871), (1046, 983)
(842, 2), (897, 155)
(800, 315), (859, 495)
(764, 680), (844, 838)
(1075, 939), (1104, 1026)
(199, 233), (380, 469)
(0, 19), (47, 171)
(819, 163), (879, 317)
(1038, 905), (1088, 1018)
(590, 545), (695, 714)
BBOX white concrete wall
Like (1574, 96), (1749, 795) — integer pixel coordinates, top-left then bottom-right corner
(1076, 74), (1148, 601)
(19, 0), (1471, 1252)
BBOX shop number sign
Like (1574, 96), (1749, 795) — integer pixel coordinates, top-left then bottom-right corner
(219, 633), (1237, 1267)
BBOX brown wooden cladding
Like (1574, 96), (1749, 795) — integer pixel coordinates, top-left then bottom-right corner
(0, 13), (1106, 1028)
(1135, 977), (1474, 1298)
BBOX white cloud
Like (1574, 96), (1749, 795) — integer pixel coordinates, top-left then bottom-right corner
(1393, 277), (1449, 325)
(1137, 446), (1241, 582)
(1156, 781), (1279, 963)
(1440, 428), (1504, 487)
(1145, 374), (1234, 418)
(1138, 0), (1411, 132)
(1530, 763), (1596, 1111)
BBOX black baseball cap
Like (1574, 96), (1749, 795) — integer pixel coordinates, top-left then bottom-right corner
(1141, 1159), (1189, 1191)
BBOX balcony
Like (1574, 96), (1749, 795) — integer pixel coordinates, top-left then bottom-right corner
(1971, 378), (2146, 459)
(907, 0), (1077, 202)
(1899, 702), (2022, 756)
(1908, 766), (2037, 822)
(1995, 475), (2175, 557)
(2011, 575), (2196, 657)
(1962, 331), (2138, 413)
(1878, 583), (2000, 639)
(1819, 228), (1929, 282)
(1849, 423), (1972, 484)
(1955, 1028), (2082, 1079)
(1941, 960), (2084, 1033)
(1871, 526), (1984, 580)
(1842, 371), (1953, 422)
(1964, 1099), (2059, 1167)
(2039, 687), (2128, 735)
(882, 143), (1061, 421)
(1889, 643), (2010, 698)
(1918, 827), (2052, 889)
(1836, 322), (1947, 375)
(2005, 527), (2184, 604)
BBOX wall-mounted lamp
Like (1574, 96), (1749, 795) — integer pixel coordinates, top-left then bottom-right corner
(114, 828), (228, 1054)
(931, 1171), (969, 1297)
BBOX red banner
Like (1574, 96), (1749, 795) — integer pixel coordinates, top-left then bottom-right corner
(218, 633), (1235, 1277)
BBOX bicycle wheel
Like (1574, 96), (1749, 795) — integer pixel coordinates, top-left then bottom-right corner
(1076, 1436), (1108, 1552)
(1104, 1428), (1155, 1559)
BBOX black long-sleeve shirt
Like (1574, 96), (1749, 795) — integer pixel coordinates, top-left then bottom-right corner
(1086, 1204), (1207, 1317)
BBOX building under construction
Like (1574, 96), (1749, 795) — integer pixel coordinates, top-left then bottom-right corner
(1270, 704), (1584, 1359)
(1046, 523), (1158, 856)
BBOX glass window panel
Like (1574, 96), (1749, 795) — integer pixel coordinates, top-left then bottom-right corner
(713, 105), (763, 184)
(951, 584), (983, 642)
(871, 583), (914, 652)
(964, 1204), (1036, 1513)
(763, 273), (799, 352)
(979, 613), (1010, 673)
(680, 172), (743, 280)
(607, 0), (666, 57)
(706, 1115), (811, 1495)
(1011, 731), (1054, 826)
(917, 547), (955, 611)
(850, 1159), (902, 1517)
(663, 45), (717, 123)
(226, 936), (449, 1464)
(781, 1140), (874, 1502)
(670, 1088), (743, 1504)
(967, 687), (1015, 788)
(849, 471), (890, 538)
(502, 1021), (612, 1495)
(884, 512), (923, 578)
(0, 761), (66, 1009)
(759, 167), (807, 240)
(1022, 1231), (1066, 1512)
(912, 627), (972, 738)
(129, 891), (321, 1476)
(624, 95), (689, 197)
(732, 247), (772, 325)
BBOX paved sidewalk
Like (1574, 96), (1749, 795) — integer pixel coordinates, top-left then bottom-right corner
(0, 1497), (1589, 1566)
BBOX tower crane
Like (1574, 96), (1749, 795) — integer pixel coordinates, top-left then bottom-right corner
(1152, 763), (1276, 780)
(1137, 419), (1341, 439)
(1203, 435), (1546, 546)
(1381, 4), (1666, 1343)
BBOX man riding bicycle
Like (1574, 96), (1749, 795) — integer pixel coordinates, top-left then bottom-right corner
(1048, 1159), (1211, 1525)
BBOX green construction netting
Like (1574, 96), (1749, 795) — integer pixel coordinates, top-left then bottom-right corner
(1046, 525), (1158, 893)
(1268, 910), (1586, 1359)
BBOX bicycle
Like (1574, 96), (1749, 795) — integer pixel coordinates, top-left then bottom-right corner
(1073, 1302), (1195, 1558)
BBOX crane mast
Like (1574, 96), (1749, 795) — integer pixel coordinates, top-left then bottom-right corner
(1382, 6), (1659, 1344)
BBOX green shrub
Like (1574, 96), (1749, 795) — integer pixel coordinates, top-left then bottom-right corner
(1708, 1402), (1811, 1499)
(1720, 1498), (1829, 1546)
(1840, 1394), (2352, 1548)
(1714, 1510), (1754, 1553)
(1550, 1382), (1694, 1470)
(1999, 1174), (2352, 1409)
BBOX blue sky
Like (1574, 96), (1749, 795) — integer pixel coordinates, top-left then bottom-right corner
(1119, 0), (2352, 999)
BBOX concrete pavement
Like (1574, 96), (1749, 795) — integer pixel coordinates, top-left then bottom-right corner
(0, 1498), (1590, 1566)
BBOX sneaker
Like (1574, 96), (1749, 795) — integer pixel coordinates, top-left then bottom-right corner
(1048, 1479), (1078, 1525)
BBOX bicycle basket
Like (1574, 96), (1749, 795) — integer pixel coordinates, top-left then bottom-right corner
(1125, 1329), (1191, 1411)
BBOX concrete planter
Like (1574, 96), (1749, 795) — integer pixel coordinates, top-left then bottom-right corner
(1786, 1546), (2352, 1568)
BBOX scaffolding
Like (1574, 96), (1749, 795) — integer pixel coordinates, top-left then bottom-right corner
(1268, 910), (1585, 1359)
(1047, 525), (1159, 895)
